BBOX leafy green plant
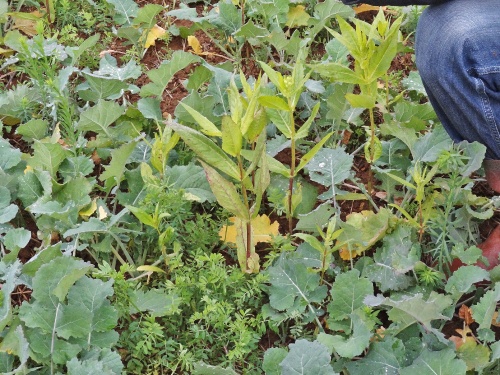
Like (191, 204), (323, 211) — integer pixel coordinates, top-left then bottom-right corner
(314, 11), (402, 192)
(259, 55), (333, 233)
(169, 73), (272, 273)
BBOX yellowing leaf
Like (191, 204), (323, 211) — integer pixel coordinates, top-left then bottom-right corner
(219, 214), (279, 245)
(144, 24), (166, 49)
(188, 35), (204, 55)
(285, 5), (311, 28)
(354, 4), (383, 14)
(10, 11), (43, 36)
(79, 199), (97, 219)
(137, 265), (166, 274)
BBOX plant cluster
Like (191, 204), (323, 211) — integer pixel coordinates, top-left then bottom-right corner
(1, 0), (500, 374)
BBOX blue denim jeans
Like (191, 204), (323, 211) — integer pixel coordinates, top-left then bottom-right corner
(415, 0), (500, 159)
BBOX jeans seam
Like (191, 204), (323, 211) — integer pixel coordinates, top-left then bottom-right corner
(474, 76), (500, 149)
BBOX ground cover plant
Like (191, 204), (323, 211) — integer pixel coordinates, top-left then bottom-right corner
(2, 0), (500, 374)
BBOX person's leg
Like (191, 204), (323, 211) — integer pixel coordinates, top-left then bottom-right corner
(416, 0), (500, 269)
(416, 0), (500, 163)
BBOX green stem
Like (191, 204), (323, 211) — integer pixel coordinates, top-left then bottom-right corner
(238, 156), (252, 271)
(367, 108), (376, 195)
(288, 110), (296, 235)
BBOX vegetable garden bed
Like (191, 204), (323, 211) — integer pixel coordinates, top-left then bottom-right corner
(1, 0), (500, 373)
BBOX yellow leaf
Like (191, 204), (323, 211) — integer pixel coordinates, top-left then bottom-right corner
(354, 4), (383, 14)
(144, 24), (166, 49)
(219, 214), (279, 245)
(137, 265), (166, 274)
(188, 35), (203, 55)
(79, 199), (97, 219)
(285, 5), (311, 28)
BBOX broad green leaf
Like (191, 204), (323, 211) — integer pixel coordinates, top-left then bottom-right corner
(400, 348), (466, 375)
(132, 4), (163, 29)
(0, 187), (17, 224)
(180, 102), (222, 137)
(204, 62), (234, 116)
(221, 116), (242, 157)
(193, 362), (238, 375)
(296, 132), (333, 174)
(22, 243), (62, 277)
(366, 291), (453, 331)
(345, 337), (406, 375)
(412, 125), (452, 162)
(79, 72), (129, 102)
(234, 21), (269, 42)
(364, 225), (419, 292)
(328, 269), (373, 321)
(129, 289), (180, 317)
(28, 256), (93, 302)
(27, 329), (81, 365)
(267, 252), (327, 313)
(295, 203), (336, 233)
(330, 314), (372, 358)
(201, 161), (248, 220)
(63, 218), (107, 237)
(168, 121), (240, 180)
(164, 164), (215, 203)
(262, 348), (288, 375)
(16, 119), (49, 141)
(17, 170), (51, 207)
(471, 283), (500, 332)
(105, 0), (138, 24)
(67, 277), (118, 336)
(140, 51), (201, 98)
(29, 141), (68, 177)
(59, 156), (95, 181)
(266, 108), (292, 138)
(280, 339), (337, 375)
(307, 147), (353, 200)
(0, 139), (22, 172)
(2, 228), (31, 261)
(76, 100), (125, 137)
(402, 71), (427, 96)
(100, 141), (138, 191)
(137, 97), (162, 121)
(175, 91), (218, 125)
(445, 266), (489, 297)
(210, 0), (241, 34)
(66, 357), (115, 375)
(0, 325), (30, 374)
(313, 62), (364, 85)
(259, 96), (290, 111)
(313, 0), (354, 22)
(0, 261), (23, 330)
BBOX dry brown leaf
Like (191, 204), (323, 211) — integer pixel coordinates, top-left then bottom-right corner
(11, 11), (43, 36)
(451, 325), (475, 350)
(458, 305), (474, 325)
(144, 24), (166, 49)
